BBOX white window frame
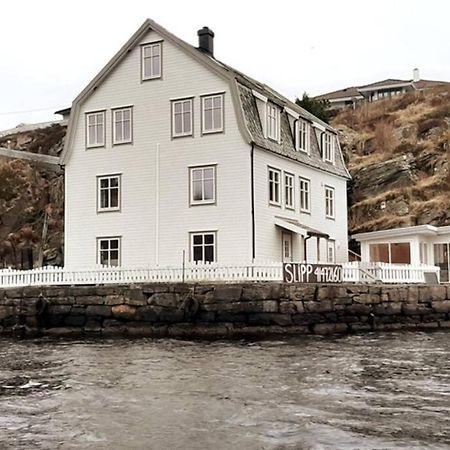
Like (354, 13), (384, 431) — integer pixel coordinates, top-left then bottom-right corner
(323, 132), (335, 163)
(284, 172), (295, 210)
(190, 166), (216, 205)
(191, 231), (216, 263)
(268, 167), (281, 206)
(86, 111), (105, 148)
(172, 98), (193, 137)
(299, 177), (310, 213)
(297, 119), (309, 153)
(201, 94), (224, 134)
(325, 185), (335, 219)
(97, 237), (121, 267)
(327, 240), (336, 263)
(267, 103), (280, 142)
(97, 174), (121, 212)
(141, 42), (162, 80)
(112, 107), (133, 145)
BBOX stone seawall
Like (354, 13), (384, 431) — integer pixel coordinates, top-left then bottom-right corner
(1, 283), (450, 338)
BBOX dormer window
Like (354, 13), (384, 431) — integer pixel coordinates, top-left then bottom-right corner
(267, 103), (280, 142)
(142, 42), (161, 80)
(323, 132), (335, 163)
(297, 119), (309, 153)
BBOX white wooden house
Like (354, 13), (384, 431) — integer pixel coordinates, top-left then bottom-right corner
(61, 19), (350, 270)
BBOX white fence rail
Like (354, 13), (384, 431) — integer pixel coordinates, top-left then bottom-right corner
(0, 262), (441, 288)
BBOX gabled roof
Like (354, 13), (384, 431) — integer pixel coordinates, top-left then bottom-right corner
(314, 86), (363, 101)
(60, 19), (349, 179)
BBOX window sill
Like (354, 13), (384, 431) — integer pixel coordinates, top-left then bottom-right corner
(97, 208), (121, 214)
(112, 140), (133, 146)
(202, 129), (224, 135)
(86, 144), (105, 149)
(142, 75), (162, 81)
(172, 133), (193, 139)
(300, 209), (311, 215)
(269, 202), (282, 208)
(326, 215), (335, 220)
(190, 201), (216, 206)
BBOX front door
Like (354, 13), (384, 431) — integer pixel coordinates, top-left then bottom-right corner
(282, 233), (293, 262)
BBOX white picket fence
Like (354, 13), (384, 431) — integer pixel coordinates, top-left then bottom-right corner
(0, 261), (441, 288)
(343, 261), (440, 284)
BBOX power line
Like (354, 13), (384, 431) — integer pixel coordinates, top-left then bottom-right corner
(0, 106), (61, 116)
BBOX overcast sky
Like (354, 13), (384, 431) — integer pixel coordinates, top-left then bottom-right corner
(0, 0), (449, 130)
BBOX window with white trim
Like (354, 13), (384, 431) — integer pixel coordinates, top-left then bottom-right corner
(172, 99), (193, 137)
(297, 119), (309, 153)
(327, 241), (336, 263)
(190, 166), (215, 205)
(299, 177), (310, 213)
(323, 132), (335, 163)
(325, 186), (335, 218)
(191, 232), (216, 263)
(284, 172), (294, 209)
(267, 103), (279, 141)
(86, 111), (105, 148)
(97, 175), (120, 212)
(202, 94), (223, 133)
(142, 42), (161, 80)
(98, 237), (121, 267)
(268, 167), (281, 205)
(113, 108), (132, 144)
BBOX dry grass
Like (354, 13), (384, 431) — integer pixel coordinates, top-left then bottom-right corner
(373, 121), (397, 155)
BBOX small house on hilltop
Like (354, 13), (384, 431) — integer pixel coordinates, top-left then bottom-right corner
(315, 69), (449, 110)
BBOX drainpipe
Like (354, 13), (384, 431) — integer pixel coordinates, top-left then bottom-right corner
(156, 143), (160, 266)
(250, 143), (256, 261)
(304, 235), (312, 262)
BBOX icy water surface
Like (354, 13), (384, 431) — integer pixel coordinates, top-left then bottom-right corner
(1, 331), (450, 449)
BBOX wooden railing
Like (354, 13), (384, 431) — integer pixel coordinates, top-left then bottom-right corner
(0, 261), (441, 288)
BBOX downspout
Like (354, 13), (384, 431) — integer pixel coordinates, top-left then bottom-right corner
(250, 143), (256, 261)
(155, 143), (160, 265)
(304, 235), (312, 262)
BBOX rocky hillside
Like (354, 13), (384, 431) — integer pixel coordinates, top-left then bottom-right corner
(0, 125), (65, 269)
(333, 86), (450, 235)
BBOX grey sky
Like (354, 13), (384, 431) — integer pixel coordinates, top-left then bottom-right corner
(0, 0), (449, 130)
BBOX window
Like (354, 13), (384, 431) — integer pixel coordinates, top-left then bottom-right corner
(98, 237), (121, 267)
(191, 232), (216, 263)
(297, 119), (309, 153)
(370, 242), (411, 264)
(190, 166), (215, 205)
(434, 244), (449, 282)
(113, 108), (132, 144)
(86, 111), (105, 148)
(142, 42), (161, 80)
(323, 132), (334, 163)
(172, 98), (193, 137)
(325, 186), (335, 218)
(299, 177), (310, 213)
(284, 172), (294, 209)
(327, 241), (336, 263)
(268, 167), (281, 205)
(97, 175), (120, 212)
(267, 103), (279, 141)
(202, 94), (223, 133)
(420, 242), (428, 264)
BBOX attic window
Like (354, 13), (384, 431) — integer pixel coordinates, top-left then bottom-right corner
(142, 42), (161, 80)
(267, 103), (280, 142)
(297, 119), (309, 153)
(322, 132), (335, 163)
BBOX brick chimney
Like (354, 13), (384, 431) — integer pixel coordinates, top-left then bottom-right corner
(197, 27), (214, 56)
